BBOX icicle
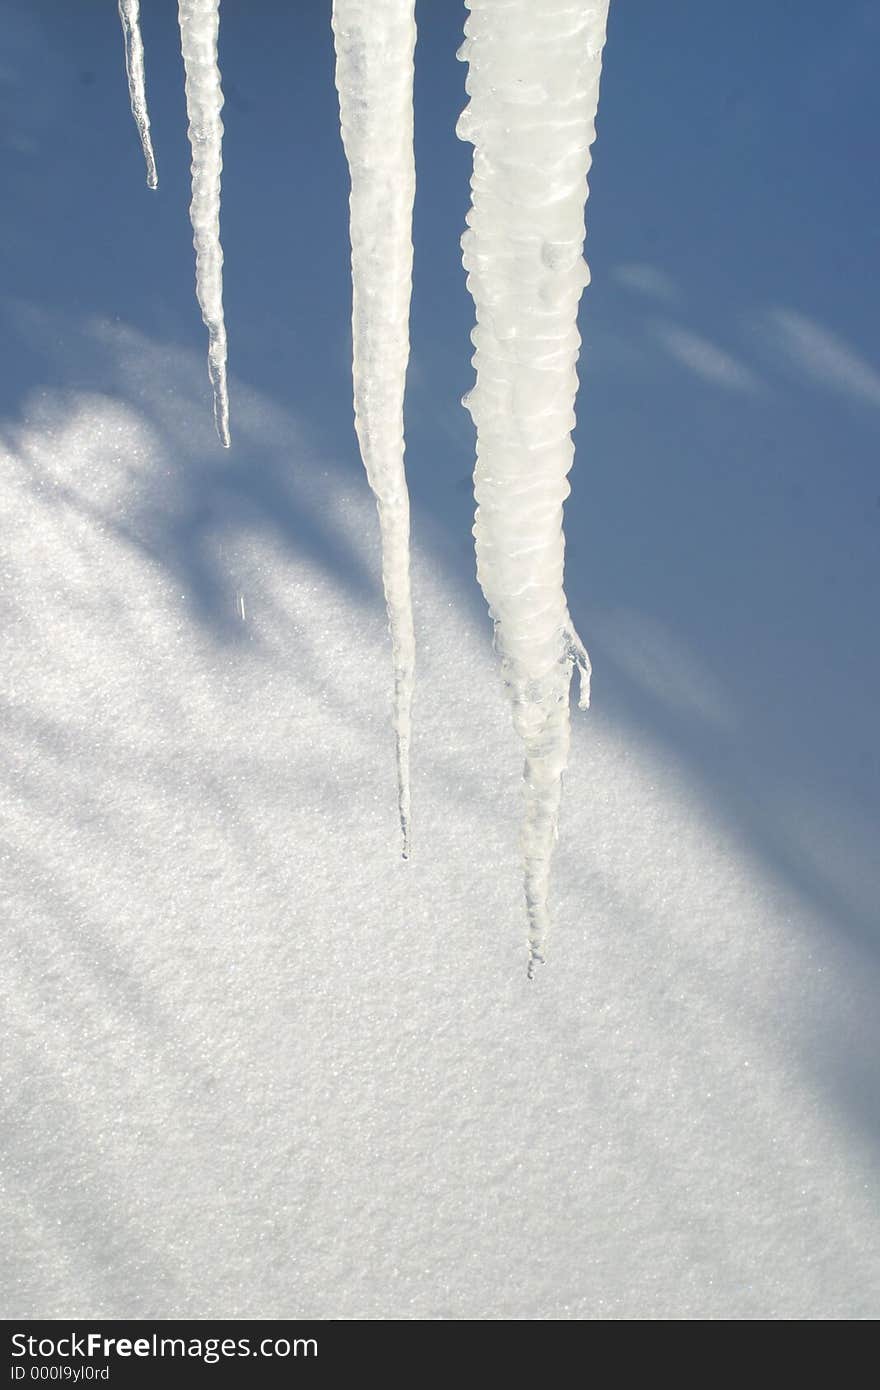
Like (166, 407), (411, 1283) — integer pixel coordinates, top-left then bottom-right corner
(457, 0), (609, 972)
(178, 0), (230, 447)
(331, 1), (417, 858)
(117, 0), (158, 188)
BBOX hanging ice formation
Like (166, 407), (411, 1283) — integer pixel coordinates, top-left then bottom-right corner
(108, 0), (610, 946)
(178, 0), (231, 447)
(457, 0), (609, 973)
(331, 0), (417, 858)
(117, 0), (158, 188)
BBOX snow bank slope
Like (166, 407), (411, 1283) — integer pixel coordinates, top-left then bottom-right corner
(1, 322), (878, 1319)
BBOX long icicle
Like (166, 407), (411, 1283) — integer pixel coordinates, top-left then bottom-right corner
(331, 0), (417, 857)
(117, 0), (158, 188)
(178, 0), (230, 448)
(457, 0), (609, 973)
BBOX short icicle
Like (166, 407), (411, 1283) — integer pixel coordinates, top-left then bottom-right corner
(457, 0), (609, 972)
(117, 0), (158, 188)
(178, 0), (230, 447)
(331, 0), (417, 857)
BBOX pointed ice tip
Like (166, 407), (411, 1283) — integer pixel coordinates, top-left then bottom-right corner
(146, 171), (158, 191)
(210, 367), (230, 447)
(527, 949), (545, 980)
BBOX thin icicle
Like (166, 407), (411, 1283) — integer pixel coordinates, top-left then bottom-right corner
(178, 0), (230, 447)
(457, 0), (609, 972)
(331, 0), (417, 858)
(118, 0), (158, 188)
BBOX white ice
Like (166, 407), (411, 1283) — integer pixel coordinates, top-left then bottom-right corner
(458, 0), (609, 971)
(331, 0), (417, 856)
(117, 0), (157, 188)
(178, 0), (230, 448)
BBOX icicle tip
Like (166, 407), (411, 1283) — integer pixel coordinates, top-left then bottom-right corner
(118, 0), (158, 191)
(209, 359), (231, 448)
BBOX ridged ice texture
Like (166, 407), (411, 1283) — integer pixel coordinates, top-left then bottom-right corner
(457, 0), (608, 973)
(118, 0), (157, 188)
(178, 0), (230, 447)
(331, 0), (417, 858)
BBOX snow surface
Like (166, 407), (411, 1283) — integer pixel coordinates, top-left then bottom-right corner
(2, 0), (879, 1320)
